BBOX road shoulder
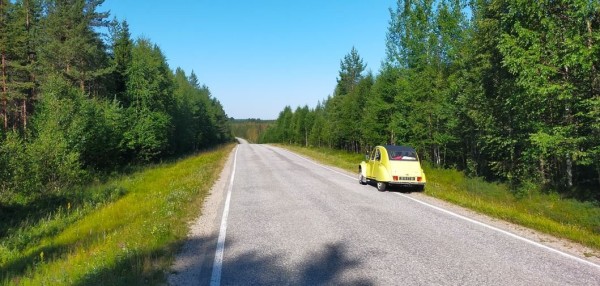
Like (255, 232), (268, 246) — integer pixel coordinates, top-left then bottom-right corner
(408, 191), (600, 265)
(168, 145), (237, 285)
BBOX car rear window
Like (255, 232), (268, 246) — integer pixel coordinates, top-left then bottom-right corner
(388, 150), (418, 161)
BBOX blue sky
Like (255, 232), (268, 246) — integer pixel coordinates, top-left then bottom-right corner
(100, 0), (397, 119)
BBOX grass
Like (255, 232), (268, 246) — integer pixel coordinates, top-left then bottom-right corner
(0, 144), (235, 285)
(279, 144), (600, 250)
(279, 145), (365, 172)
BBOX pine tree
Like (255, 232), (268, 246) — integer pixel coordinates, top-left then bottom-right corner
(361, 66), (399, 147)
(123, 38), (174, 161)
(308, 102), (326, 147)
(171, 67), (196, 153)
(39, 0), (110, 94)
(336, 47), (366, 96)
(6, 0), (41, 131)
(0, 0), (9, 130)
(110, 19), (132, 105)
(209, 97), (232, 143)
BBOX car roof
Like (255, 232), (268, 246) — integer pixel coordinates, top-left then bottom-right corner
(382, 145), (416, 153)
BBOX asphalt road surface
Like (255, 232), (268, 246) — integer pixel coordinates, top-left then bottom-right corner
(172, 140), (600, 285)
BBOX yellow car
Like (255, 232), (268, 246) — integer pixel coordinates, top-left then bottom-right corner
(358, 145), (426, 192)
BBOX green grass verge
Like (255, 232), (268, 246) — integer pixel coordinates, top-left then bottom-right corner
(0, 144), (236, 285)
(279, 144), (600, 251)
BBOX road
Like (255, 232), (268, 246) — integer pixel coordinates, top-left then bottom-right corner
(170, 140), (600, 285)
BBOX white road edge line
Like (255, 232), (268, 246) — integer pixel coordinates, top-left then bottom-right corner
(273, 145), (600, 269)
(210, 146), (239, 286)
(394, 192), (600, 269)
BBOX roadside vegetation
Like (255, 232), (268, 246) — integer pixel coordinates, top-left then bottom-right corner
(281, 145), (600, 251)
(0, 2), (234, 283)
(261, 1), (600, 202)
(230, 119), (274, 143)
(0, 0), (233, 209)
(0, 144), (235, 285)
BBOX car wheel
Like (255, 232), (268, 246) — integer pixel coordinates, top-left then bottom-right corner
(415, 185), (424, 192)
(376, 181), (387, 192)
(358, 170), (367, 185)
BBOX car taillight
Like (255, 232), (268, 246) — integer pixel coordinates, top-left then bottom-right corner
(417, 176), (422, 182)
(393, 176), (398, 181)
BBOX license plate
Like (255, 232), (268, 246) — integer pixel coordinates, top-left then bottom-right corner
(399, 177), (415, 181)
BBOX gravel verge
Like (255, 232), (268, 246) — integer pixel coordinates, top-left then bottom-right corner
(168, 146), (236, 286)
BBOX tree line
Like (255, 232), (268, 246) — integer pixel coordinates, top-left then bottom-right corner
(261, 0), (600, 200)
(230, 119), (273, 143)
(0, 0), (232, 205)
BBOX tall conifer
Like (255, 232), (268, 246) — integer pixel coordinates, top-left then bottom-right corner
(39, 0), (109, 94)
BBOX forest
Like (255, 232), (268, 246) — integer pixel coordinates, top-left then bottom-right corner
(261, 0), (600, 201)
(230, 119), (274, 143)
(0, 0), (233, 206)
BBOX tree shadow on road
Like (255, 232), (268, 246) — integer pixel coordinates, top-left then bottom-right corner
(168, 234), (219, 286)
(57, 233), (373, 285)
(219, 241), (373, 286)
(298, 242), (373, 286)
(169, 235), (372, 285)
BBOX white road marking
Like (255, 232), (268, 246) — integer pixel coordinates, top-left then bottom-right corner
(273, 145), (600, 269)
(395, 192), (600, 269)
(210, 146), (239, 286)
(271, 146), (356, 179)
